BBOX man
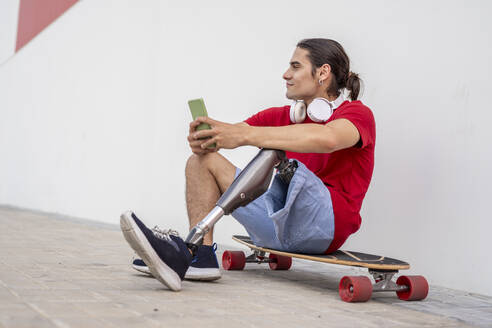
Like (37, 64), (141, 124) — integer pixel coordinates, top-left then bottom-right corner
(121, 38), (375, 291)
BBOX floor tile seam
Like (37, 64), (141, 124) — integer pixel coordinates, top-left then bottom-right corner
(74, 303), (146, 319)
(391, 300), (492, 309)
(31, 304), (115, 328)
(400, 304), (492, 310)
(380, 303), (483, 327)
(0, 278), (24, 301)
(431, 316), (481, 328)
(340, 300), (471, 325)
(350, 311), (463, 328)
(17, 301), (75, 328)
(430, 285), (492, 299)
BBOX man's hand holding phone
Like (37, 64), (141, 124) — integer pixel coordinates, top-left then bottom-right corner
(188, 98), (217, 155)
(187, 119), (217, 155)
(187, 98), (249, 155)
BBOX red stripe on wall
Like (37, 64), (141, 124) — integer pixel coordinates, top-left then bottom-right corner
(15, 0), (78, 52)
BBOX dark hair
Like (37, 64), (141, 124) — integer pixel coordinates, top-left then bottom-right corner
(296, 38), (361, 100)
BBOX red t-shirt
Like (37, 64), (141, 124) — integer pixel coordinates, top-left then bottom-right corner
(244, 100), (375, 253)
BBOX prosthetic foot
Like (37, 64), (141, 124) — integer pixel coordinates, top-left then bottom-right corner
(185, 149), (297, 254)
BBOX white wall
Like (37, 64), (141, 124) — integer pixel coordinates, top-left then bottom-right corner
(1, 0), (491, 295)
(0, 0), (20, 64)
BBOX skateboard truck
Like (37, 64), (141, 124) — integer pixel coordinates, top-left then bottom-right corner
(245, 250), (270, 263)
(369, 270), (408, 292)
(185, 148), (297, 253)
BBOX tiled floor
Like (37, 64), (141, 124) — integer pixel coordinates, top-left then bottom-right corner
(1, 205), (491, 327)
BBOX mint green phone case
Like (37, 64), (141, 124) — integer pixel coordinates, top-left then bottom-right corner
(188, 98), (216, 149)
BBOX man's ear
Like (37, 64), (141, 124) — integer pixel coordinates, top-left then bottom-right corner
(318, 63), (332, 81)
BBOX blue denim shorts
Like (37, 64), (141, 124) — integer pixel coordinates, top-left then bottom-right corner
(231, 160), (334, 254)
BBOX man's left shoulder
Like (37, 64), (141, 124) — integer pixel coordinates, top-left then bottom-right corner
(334, 101), (374, 120)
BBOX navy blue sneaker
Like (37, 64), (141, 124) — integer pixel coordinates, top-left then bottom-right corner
(132, 244), (221, 281)
(132, 257), (151, 275)
(131, 226), (180, 275)
(185, 243), (221, 281)
(120, 211), (192, 291)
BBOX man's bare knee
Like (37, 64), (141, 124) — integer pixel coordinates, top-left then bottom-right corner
(185, 152), (236, 193)
(185, 154), (204, 175)
(185, 153), (217, 175)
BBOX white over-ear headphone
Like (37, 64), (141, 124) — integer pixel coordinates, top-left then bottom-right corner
(289, 93), (346, 123)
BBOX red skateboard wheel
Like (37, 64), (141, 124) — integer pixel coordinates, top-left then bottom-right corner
(339, 276), (373, 302)
(222, 250), (246, 270)
(268, 253), (292, 270)
(396, 275), (429, 301)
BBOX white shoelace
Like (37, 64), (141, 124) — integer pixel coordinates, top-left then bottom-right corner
(151, 226), (180, 241)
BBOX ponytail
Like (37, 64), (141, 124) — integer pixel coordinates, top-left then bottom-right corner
(346, 71), (361, 100)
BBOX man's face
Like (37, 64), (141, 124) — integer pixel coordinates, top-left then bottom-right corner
(283, 47), (319, 101)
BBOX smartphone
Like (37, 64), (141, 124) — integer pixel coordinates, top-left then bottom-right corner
(188, 98), (216, 149)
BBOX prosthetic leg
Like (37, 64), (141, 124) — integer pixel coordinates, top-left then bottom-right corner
(185, 149), (298, 254)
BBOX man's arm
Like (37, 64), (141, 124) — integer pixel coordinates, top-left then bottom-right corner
(193, 118), (360, 153)
(244, 119), (360, 153)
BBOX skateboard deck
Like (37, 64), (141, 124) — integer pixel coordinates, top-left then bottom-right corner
(232, 235), (409, 270)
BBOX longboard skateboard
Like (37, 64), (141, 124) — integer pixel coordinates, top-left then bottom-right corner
(222, 235), (428, 302)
